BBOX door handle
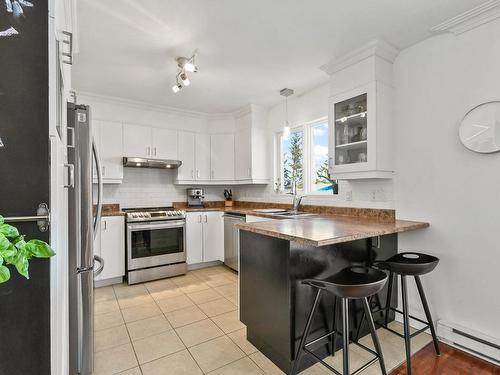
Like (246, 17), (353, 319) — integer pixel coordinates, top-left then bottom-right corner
(191, 170), (194, 179)
(103, 220), (107, 230)
(64, 163), (74, 188)
(204, 215), (208, 223)
(154, 147), (157, 156)
(196, 170), (200, 179)
(102, 165), (106, 176)
(147, 146), (151, 156)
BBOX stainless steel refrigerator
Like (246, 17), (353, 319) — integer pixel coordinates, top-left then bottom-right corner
(67, 103), (104, 375)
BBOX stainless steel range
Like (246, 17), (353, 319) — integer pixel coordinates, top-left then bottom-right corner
(124, 207), (187, 284)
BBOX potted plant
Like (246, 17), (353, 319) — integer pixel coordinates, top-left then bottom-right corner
(0, 215), (55, 283)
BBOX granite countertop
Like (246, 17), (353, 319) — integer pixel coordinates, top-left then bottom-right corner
(236, 215), (429, 247)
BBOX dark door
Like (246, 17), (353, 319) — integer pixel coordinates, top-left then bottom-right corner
(0, 2), (51, 375)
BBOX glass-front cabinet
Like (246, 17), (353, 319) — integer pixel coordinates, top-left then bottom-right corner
(328, 81), (393, 179)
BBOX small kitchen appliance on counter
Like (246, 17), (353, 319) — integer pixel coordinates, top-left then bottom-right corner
(187, 188), (205, 207)
(123, 206), (186, 284)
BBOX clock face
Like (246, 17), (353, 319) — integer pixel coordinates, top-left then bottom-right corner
(459, 102), (500, 154)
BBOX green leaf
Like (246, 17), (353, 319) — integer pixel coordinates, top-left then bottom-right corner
(0, 215), (4, 224)
(0, 233), (11, 253)
(0, 254), (3, 266)
(25, 240), (55, 258)
(0, 265), (10, 283)
(0, 223), (19, 238)
(14, 254), (29, 279)
(1, 243), (17, 261)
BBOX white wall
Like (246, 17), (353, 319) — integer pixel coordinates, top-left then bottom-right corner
(235, 83), (394, 208)
(79, 93), (228, 207)
(394, 19), (500, 339)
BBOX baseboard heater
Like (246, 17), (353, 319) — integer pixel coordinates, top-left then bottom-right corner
(437, 320), (500, 365)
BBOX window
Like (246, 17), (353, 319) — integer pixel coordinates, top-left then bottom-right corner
(276, 118), (335, 195)
(280, 129), (304, 192)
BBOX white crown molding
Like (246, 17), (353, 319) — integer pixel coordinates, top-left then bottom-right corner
(430, 0), (500, 35)
(320, 39), (399, 76)
(76, 90), (264, 121)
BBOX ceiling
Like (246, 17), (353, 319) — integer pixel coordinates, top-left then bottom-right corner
(73, 0), (485, 114)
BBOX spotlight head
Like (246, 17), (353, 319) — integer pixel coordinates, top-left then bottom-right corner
(180, 73), (190, 86)
(172, 84), (181, 93)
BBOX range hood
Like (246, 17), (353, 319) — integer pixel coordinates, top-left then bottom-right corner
(123, 157), (182, 169)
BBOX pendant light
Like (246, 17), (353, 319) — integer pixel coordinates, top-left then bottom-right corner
(280, 88), (294, 139)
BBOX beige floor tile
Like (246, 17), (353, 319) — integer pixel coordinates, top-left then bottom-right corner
(225, 293), (239, 306)
(196, 273), (235, 288)
(227, 328), (258, 355)
(175, 318), (224, 347)
(213, 283), (238, 298)
(121, 302), (162, 323)
(165, 305), (208, 328)
(132, 330), (185, 365)
(186, 288), (224, 304)
(250, 351), (285, 375)
(209, 356), (265, 375)
(189, 335), (245, 373)
(114, 283), (149, 299)
(144, 277), (175, 291)
(95, 286), (116, 303)
(95, 324), (131, 352)
(170, 274), (201, 286)
(156, 294), (194, 313)
(149, 284), (184, 301)
(95, 309), (125, 331)
(93, 343), (138, 375)
(198, 297), (238, 317)
(323, 343), (376, 374)
(117, 367), (142, 375)
(95, 299), (120, 315)
(178, 280), (211, 294)
(126, 315), (172, 341)
(211, 310), (245, 333)
(298, 363), (330, 374)
(141, 349), (203, 375)
(118, 294), (155, 309)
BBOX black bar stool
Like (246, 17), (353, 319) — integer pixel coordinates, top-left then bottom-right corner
(356, 252), (440, 375)
(291, 266), (388, 375)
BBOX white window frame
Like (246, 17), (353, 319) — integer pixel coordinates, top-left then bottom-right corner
(274, 116), (330, 195)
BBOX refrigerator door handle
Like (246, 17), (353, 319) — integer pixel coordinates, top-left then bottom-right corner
(93, 255), (104, 277)
(92, 138), (103, 240)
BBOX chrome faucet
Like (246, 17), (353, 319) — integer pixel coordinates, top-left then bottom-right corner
(288, 179), (305, 213)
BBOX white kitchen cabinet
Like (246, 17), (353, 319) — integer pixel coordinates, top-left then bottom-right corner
(185, 211), (223, 265)
(185, 212), (203, 264)
(202, 211), (224, 262)
(234, 127), (269, 182)
(123, 124), (151, 158)
(152, 128), (178, 160)
(99, 121), (123, 182)
(94, 216), (125, 283)
(210, 134), (234, 181)
(123, 124), (178, 160)
(92, 120), (123, 183)
(177, 131), (196, 180)
(195, 134), (211, 180)
(328, 81), (393, 179)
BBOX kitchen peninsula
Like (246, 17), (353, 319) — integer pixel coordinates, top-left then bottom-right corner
(237, 213), (429, 374)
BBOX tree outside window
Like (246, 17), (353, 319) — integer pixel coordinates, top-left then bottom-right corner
(282, 131), (303, 192)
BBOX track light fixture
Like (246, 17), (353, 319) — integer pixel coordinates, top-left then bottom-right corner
(171, 50), (198, 93)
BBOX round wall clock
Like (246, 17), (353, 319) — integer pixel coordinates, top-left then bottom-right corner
(459, 101), (500, 153)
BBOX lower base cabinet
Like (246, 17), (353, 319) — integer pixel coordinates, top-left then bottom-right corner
(94, 216), (125, 283)
(186, 211), (224, 265)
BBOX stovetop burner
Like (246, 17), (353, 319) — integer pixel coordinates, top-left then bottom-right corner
(124, 207), (185, 222)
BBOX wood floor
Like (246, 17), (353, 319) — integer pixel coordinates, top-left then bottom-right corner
(391, 342), (500, 375)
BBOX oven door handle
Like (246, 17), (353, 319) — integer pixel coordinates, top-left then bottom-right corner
(127, 221), (185, 231)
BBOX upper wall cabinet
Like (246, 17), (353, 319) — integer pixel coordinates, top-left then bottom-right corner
(211, 134), (234, 181)
(195, 133), (212, 180)
(177, 131), (196, 180)
(323, 40), (397, 180)
(93, 120), (123, 184)
(234, 127), (269, 182)
(123, 124), (178, 160)
(328, 81), (393, 179)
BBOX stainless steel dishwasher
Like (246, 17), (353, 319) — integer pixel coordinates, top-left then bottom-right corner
(223, 213), (246, 271)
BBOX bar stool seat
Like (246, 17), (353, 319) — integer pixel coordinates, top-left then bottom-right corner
(292, 266), (388, 375)
(303, 266), (388, 299)
(376, 252), (439, 276)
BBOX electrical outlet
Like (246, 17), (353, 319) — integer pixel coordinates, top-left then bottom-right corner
(345, 190), (352, 201)
(370, 190), (377, 201)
